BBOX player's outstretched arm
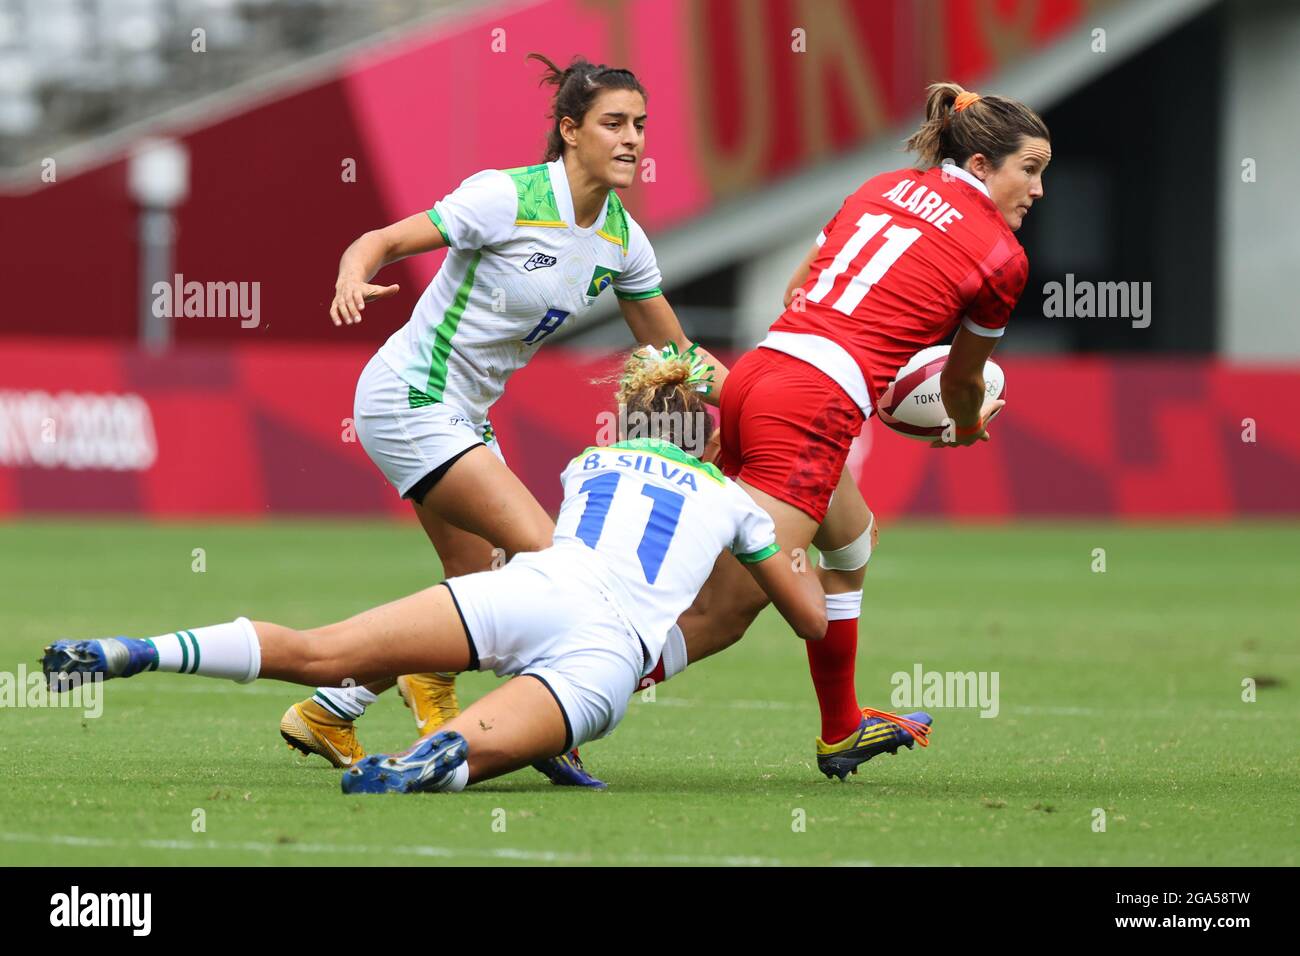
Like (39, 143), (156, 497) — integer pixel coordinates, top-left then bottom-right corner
(743, 550), (827, 642)
(618, 294), (729, 404)
(330, 211), (447, 326)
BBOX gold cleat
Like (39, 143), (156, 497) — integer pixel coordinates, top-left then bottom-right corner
(279, 698), (366, 768)
(396, 672), (461, 737)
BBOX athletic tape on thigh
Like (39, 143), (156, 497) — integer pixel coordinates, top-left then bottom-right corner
(817, 514), (875, 571)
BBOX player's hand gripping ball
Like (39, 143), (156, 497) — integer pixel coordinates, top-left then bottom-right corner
(876, 345), (1005, 441)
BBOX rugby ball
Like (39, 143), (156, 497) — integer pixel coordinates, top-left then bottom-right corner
(876, 345), (1005, 441)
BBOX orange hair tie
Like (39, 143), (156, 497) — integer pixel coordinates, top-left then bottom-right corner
(953, 91), (982, 112)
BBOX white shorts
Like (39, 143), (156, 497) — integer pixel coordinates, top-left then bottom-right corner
(353, 353), (504, 498)
(445, 545), (647, 750)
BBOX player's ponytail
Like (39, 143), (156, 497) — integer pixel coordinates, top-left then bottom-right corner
(527, 53), (648, 162)
(612, 344), (715, 457)
(904, 81), (1049, 170)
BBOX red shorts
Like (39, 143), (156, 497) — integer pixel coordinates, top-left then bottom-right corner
(717, 348), (866, 522)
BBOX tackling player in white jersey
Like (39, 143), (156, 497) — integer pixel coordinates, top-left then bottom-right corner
(43, 351), (826, 793)
(281, 54), (728, 785)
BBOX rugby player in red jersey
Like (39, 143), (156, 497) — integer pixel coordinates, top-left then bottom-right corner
(678, 82), (1051, 779)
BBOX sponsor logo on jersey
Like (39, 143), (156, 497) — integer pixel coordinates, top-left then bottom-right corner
(523, 252), (558, 271)
(586, 266), (622, 298)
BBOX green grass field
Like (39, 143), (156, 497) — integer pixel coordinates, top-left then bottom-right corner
(1, 519), (1296, 866)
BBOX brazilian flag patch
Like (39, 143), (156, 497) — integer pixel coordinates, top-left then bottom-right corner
(587, 266), (622, 298)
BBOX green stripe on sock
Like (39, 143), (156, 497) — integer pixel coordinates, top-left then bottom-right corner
(174, 632), (188, 674)
(144, 639), (158, 671)
(184, 630), (200, 674)
(313, 692), (351, 720)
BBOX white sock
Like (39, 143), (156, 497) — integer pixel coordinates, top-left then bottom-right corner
(145, 617), (260, 683)
(825, 591), (863, 621)
(314, 684), (379, 721)
(660, 624), (689, 680)
(437, 760), (470, 793)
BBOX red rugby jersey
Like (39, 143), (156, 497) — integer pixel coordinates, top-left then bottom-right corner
(766, 164), (1027, 409)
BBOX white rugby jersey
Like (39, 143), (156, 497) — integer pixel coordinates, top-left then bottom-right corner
(377, 159), (664, 423)
(552, 438), (780, 665)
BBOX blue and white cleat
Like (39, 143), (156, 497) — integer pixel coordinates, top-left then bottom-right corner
(42, 638), (157, 691)
(815, 708), (933, 781)
(532, 749), (607, 790)
(341, 730), (468, 795)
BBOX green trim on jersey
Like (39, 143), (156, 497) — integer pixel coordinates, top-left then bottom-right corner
(426, 208), (451, 246)
(597, 192), (630, 254)
(573, 437), (725, 485)
(615, 287), (663, 301)
(504, 164), (562, 225)
(425, 250), (482, 401)
(408, 386), (436, 409)
(735, 542), (779, 564)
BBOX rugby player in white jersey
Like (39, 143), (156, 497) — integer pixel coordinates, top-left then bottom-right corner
(44, 351), (842, 793)
(280, 55), (728, 786)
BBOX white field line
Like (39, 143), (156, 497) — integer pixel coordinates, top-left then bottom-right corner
(0, 831), (873, 868)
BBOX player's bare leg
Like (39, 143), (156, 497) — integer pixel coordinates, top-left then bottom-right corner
(803, 469), (929, 776)
(813, 467), (876, 594)
(257, 584), (473, 685)
(341, 676), (569, 795)
(810, 470), (876, 733)
(434, 676), (569, 783)
(667, 467), (926, 777)
(42, 585), (472, 691)
(421, 447), (602, 785)
(283, 446), (555, 765)
(806, 473), (876, 726)
(281, 496), (493, 764)
(386, 502), (498, 735)
(676, 467), (872, 661)
(423, 445), (554, 556)
(411, 497), (500, 576)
